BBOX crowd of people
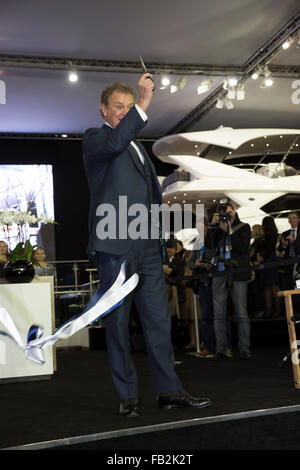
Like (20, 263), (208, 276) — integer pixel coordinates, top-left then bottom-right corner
(162, 205), (300, 360)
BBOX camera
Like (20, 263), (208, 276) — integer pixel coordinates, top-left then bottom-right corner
(219, 199), (230, 224)
(195, 261), (212, 273)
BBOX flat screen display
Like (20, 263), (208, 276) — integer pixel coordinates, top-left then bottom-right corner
(0, 164), (56, 260)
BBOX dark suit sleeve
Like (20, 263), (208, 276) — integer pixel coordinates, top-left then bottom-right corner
(82, 106), (147, 163)
(169, 258), (185, 278)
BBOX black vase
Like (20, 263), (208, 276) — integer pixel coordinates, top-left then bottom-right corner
(3, 260), (35, 284)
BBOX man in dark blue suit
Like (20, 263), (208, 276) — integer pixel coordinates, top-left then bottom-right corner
(82, 73), (212, 417)
(280, 211), (300, 290)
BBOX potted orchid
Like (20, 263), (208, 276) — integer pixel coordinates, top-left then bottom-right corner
(0, 209), (56, 283)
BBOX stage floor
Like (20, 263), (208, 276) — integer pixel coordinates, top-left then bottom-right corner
(1, 345), (300, 449)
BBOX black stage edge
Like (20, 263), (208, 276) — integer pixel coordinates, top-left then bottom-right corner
(1, 343), (300, 450)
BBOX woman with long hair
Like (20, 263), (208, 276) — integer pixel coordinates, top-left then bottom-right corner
(255, 216), (280, 318)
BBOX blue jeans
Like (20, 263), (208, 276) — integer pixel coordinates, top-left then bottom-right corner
(198, 284), (231, 353)
(212, 275), (250, 354)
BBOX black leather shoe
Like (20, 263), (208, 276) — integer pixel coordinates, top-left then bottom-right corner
(211, 352), (229, 360)
(240, 351), (252, 360)
(119, 397), (140, 417)
(157, 392), (212, 410)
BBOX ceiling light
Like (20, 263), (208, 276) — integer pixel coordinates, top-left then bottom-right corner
(263, 65), (271, 78)
(170, 84), (179, 93)
(282, 38), (293, 49)
(227, 89), (236, 100)
(177, 77), (187, 90)
(68, 71), (78, 82)
(225, 99), (234, 110)
(251, 71), (260, 80)
(216, 98), (224, 109)
(197, 78), (213, 94)
(260, 77), (273, 88)
(160, 77), (170, 87)
(264, 78), (273, 87)
(228, 76), (238, 87)
(236, 85), (245, 100)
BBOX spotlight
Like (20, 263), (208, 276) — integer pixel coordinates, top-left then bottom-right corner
(225, 99), (234, 110)
(177, 77), (187, 90)
(68, 71), (78, 82)
(251, 71), (260, 80)
(282, 38), (293, 49)
(227, 88), (236, 100)
(228, 76), (238, 87)
(197, 78), (213, 94)
(236, 85), (245, 100)
(169, 77), (187, 93)
(263, 65), (271, 78)
(160, 77), (170, 87)
(216, 98), (224, 109)
(260, 77), (273, 88)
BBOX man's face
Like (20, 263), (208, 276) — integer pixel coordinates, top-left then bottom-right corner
(101, 91), (135, 128)
(288, 213), (299, 228)
(226, 206), (236, 224)
(167, 247), (177, 258)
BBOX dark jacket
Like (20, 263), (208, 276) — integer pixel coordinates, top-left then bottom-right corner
(281, 222), (300, 258)
(82, 106), (167, 261)
(206, 214), (251, 281)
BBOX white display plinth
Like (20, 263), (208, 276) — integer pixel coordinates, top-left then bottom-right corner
(0, 283), (54, 382)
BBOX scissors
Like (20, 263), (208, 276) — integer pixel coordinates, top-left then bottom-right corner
(139, 56), (155, 91)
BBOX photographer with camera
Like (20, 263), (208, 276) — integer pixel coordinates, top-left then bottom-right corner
(189, 217), (232, 358)
(206, 200), (252, 360)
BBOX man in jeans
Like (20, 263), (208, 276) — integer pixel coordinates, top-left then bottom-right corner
(206, 201), (251, 359)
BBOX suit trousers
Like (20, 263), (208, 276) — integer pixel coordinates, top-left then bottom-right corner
(95, 238), (182, 400)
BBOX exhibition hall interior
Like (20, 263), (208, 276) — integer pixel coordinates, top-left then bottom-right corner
(1, 0), (300, 452)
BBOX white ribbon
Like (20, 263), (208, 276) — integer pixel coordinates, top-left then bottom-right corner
(0, 262), (138, 364)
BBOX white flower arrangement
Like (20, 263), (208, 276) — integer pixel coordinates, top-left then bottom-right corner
(0, 209), (56, 262)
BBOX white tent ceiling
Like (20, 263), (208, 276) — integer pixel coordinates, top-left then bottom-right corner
(0, 0), (299, 138)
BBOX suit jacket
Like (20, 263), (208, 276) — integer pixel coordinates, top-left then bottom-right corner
(82, 106), (165, 259)
(281, 222), (300, 258)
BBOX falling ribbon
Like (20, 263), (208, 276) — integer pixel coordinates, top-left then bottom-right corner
(0, 262), (138, 364)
